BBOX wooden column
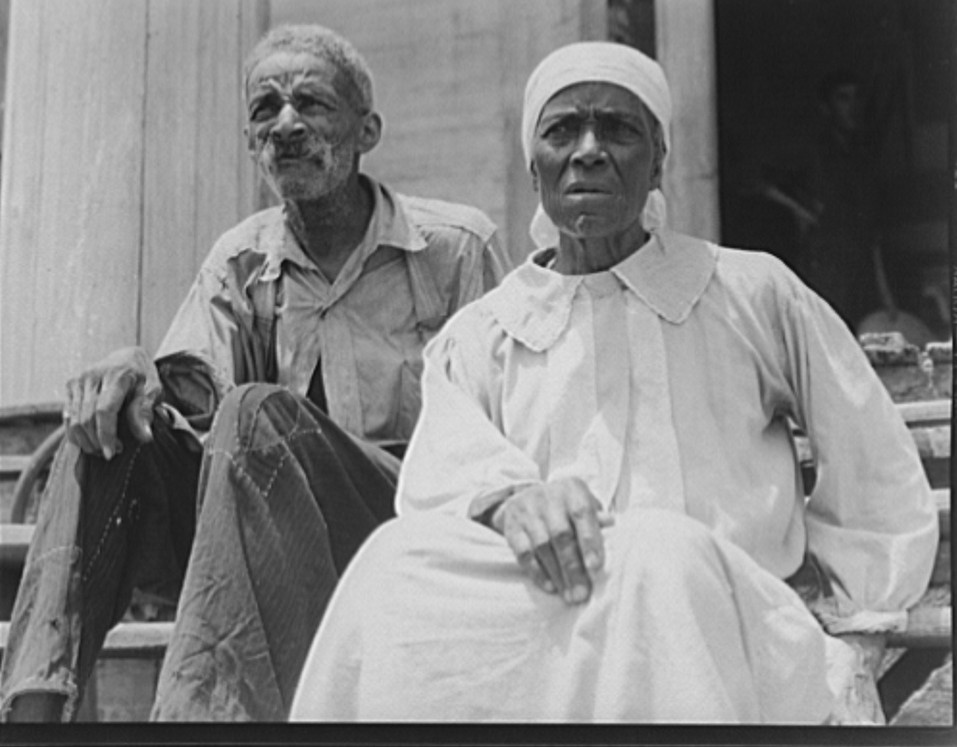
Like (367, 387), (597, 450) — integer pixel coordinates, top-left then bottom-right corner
(655, 0), (721, 241)
(0, 0), (265, 407)
(0, 0), (149, 406)
(139, 0), (267, 353)
(499, 0), (607, 262)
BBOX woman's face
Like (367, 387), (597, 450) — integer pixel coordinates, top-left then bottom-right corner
(531, 82), (661, 241)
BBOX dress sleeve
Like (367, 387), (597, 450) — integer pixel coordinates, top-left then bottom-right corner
(395, 309), (543, 518)
(782, 275), (938, 634)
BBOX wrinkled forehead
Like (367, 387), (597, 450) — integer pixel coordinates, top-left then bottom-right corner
(245, 50), (345, 98)
(520, 42), (672, 169)
(538, 81), (655, 124)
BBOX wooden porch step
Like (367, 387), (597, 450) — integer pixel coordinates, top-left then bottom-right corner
(0, 485), (950, 568)
(0, 620), (173, 659)
(0, 456), (32, 478)
(886, 589), (953, 650)
(0, 523), (33, 566)
(0, 526), (949, 647)
(897, 398), (952, 425)
(932, 487), (950, 535)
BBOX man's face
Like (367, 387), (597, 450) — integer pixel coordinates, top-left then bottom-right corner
(531, 82), (661, 241)
(245, 50), (374, 201)
(826, 83), (862, 133)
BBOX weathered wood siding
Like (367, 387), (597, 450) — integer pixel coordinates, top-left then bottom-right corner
(139, 0), (267, 353)
(1, 0), (149, 406)
(655, 0), (720, 241)
(0, 0), (265, 407)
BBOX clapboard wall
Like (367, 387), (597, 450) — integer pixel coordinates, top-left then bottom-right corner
(0, 0), (266, 406)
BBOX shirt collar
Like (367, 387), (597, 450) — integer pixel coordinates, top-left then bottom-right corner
(261, 175), (428, 281)
(611, 229), (717, 323)
(489, 229), (716, 352)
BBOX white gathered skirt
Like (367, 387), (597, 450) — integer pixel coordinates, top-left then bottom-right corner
(290, 508), (835, 723)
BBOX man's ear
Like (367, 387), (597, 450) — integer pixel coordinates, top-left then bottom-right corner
(244, 125), (256, 158)
(530, 161), (540, 193)
(356, 111), (383, 155)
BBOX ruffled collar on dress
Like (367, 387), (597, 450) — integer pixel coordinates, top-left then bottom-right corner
(488, 229), (717, 352)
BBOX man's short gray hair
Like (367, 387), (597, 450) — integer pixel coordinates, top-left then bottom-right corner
(243, 24), (374, 114)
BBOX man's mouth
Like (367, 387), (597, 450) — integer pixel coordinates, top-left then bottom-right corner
(271, 142), (315, 163)
(275, 150), (307, 163)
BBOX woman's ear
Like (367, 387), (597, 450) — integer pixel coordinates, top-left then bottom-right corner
(530, 162), (540, 193)
(649, 143), (665, 190)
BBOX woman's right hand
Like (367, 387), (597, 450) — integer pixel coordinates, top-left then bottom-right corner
(490, 478), (614, 605)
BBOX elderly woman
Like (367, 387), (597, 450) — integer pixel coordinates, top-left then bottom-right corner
(289, 43), (936, 723)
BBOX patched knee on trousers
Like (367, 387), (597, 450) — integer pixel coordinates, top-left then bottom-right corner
(212, 383), (319, 455)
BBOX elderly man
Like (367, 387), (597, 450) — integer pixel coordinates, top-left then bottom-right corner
(1, 25), (508, 722)
(290, 42), (937, 723)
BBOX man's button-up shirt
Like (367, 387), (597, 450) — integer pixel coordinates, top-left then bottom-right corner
(156, 176), (510, 447)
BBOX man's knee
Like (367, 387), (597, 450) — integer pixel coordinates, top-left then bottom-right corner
(209, 383), (314, 455)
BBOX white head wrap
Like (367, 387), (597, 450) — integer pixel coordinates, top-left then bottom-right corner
(521, 41), (672, 248)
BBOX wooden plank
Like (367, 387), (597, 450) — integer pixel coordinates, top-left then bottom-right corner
(0, 620), (173, 657)
(0, 404), (62, 458)
(0, 523), (33, 566)
(0, 0), (46, 407)
(911, 425), (952, 460)
(0, 402), (63, 423)
(886, 609), (951, 649)
(655, 0), (721, 241)
(898, 398), (952, 425)
(89, 658), (161, 721)
(931, 540), (950, 586)
(0, 0), (149, 407)
(139, 0), (265, 355)
(0, 456), (30, 477)
(935, 488), (951, 539)
(886, 584), (953, 649)
(94, 622), (174, 657)
(0, 0), (9, 140)
(498, 0), (601, 264)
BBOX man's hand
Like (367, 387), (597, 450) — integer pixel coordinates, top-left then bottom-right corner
(63, 346), (162, 460)
(491, 478), (613, 605)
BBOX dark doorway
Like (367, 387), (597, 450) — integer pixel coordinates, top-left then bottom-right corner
(716, 0), (952, 344)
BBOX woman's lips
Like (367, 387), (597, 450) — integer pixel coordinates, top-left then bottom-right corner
(565, 183), (612, 195)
